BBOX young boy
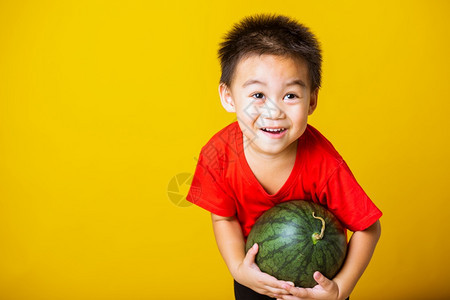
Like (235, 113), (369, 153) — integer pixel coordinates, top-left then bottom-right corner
(186, 14), (382, 300)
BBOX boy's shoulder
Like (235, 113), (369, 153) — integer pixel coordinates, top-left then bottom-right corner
(211, 121), (240, 142)
(198, 121), (241, 162)
(303, 124), (344, 164)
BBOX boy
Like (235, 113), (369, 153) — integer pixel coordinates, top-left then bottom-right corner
(187, 14), (382, 300)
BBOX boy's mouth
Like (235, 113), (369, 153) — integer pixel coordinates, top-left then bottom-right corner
(261, 127), (286, 133)
(260, 127), (287, 138)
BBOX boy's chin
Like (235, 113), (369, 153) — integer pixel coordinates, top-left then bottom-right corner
(246, 140), (292, 156)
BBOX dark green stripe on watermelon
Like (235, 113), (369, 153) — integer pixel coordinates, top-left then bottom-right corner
(245, 200), (347, 288)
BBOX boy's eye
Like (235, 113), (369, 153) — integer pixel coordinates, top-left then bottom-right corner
(252, 93), (265, 99)
(284, 93), (298, 100)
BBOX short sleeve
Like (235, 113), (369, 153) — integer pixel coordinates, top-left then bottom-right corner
(186, 145), (236, 217)
(319, 161), (382, 232)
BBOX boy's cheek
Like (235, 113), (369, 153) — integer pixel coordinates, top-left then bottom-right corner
(236, 106), (259, 124)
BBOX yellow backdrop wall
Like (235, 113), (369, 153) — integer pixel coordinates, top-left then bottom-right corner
(1, 0), (449, 299)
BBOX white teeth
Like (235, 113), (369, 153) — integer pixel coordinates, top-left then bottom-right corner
(262, 128), (286, 132)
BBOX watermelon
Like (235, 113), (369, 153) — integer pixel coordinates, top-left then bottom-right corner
(245, 200), (347, 288)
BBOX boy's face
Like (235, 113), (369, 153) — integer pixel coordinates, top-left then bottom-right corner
(219, 54), (318, 157)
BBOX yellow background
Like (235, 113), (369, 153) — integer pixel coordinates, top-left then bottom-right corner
(1, 0), (449, 299)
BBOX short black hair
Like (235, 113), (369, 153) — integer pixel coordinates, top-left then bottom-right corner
(218, 14), (322, 91)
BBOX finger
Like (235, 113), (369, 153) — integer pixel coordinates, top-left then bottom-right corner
(281, 284), (310, 298)
(259, 274), (294, 295)
(268, 293), (283, 299)
(276, 294), (304, 300)
(244, 243), (258, 265)
(313, 271), (334, 291)
(263, 284), (292, 296)
(254, 286), (286, 299)
(255, 266), (296, 296)
(255, 275), (293, 296)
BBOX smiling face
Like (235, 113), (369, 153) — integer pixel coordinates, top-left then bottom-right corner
(219, 54), (318, 158)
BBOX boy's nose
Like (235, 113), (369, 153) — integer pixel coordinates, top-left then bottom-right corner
(260, 98), (285, 120)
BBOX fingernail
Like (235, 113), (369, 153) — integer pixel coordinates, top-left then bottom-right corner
(287, 281), (295, 286)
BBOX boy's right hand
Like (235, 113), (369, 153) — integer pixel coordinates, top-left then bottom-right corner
(234, 243), (294, 298)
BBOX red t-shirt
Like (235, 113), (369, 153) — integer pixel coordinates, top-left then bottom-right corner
(186, 122), (382, 238)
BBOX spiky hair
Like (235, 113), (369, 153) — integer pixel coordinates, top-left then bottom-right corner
(218, 14), (322, 91)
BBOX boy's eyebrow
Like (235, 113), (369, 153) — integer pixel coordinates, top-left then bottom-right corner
(242, 79), (266, 87)
(286, 79), (307, 88)
(242, 79), (306, 88)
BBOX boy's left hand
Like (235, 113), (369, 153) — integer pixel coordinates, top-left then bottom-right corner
(277, 271), (341, 300)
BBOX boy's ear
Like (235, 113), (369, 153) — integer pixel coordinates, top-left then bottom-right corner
(308, 87), (319, 115)
(218, 83), (236, 113)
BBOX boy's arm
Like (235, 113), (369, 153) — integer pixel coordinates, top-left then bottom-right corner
(279, 220), (381, 300)
(211, 213), (294, 298)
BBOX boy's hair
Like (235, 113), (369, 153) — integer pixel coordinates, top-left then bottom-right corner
(218, 14), (322, 91)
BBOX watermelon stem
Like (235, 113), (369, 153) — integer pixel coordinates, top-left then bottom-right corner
(311, 212), (325, 244)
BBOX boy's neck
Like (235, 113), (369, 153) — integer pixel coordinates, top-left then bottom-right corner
(243, 136), (298, 163)
(243, 136), (298, 195)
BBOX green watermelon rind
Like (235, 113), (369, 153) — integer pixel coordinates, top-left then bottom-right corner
(245, 200), (347, 288)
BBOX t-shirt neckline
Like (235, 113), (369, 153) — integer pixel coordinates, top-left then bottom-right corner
(235, 124), (304, 200)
